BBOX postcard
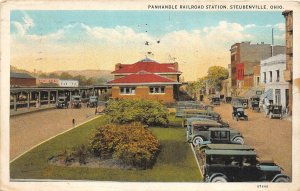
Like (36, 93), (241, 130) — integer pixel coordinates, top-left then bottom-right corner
(1, 0), (300, 191)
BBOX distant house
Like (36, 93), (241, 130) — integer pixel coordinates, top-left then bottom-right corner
(107, 58), (182, 103)
(10, 72), (36, 87)
(59, 79), (79, 87)
(36, 78), (60, 86)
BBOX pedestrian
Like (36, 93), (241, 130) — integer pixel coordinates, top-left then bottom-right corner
(72, 118), (75, 127)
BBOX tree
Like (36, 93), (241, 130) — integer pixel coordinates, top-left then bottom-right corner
(207, 66), (228, 91)
(186, 81), (200, 99)
(59, 72), (73, 79)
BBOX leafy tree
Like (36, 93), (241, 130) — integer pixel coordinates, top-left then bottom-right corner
(207, 66), (228, 91)
(186, 81), (200, 99)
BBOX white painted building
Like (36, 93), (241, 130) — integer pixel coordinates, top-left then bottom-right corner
(260, 54), (289, 109)
(59, 79), (79, 87)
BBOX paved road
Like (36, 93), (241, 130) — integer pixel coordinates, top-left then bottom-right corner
(213, 103), (292, 178)
(10, 107), (96, 160)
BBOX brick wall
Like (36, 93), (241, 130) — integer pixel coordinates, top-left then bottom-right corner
(111, 85), (175, 103)
(11, 78), (36, 87)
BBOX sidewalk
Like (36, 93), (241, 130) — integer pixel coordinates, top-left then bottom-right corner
(10, 104), (56, 117)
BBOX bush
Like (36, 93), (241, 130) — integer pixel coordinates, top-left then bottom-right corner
(89, 123), (160, 169)
(52, 144), (89, 165)
(104, 99), (169, 127)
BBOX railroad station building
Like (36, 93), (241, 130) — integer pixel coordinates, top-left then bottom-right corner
(107, 58), (182, 103)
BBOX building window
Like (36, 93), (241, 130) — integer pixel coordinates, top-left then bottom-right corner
(276, 70), (280, 82)
(120, 87), (135, 95)
(263, 72), (266, 83)
(149, 86), (165, 94)
(269, 71), (272, 82)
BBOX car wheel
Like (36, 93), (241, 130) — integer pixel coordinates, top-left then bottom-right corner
(233, 137), (244, 144)
(211, 176), (227, 182)
(192, 136), (204, 146)
(274, 177), (289, 182)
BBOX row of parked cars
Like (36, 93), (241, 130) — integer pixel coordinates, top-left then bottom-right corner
(56, 95), (100, 109)
(175, 101), (290, 182)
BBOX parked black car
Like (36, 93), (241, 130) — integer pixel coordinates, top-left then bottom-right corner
(211, 97), (220, 106)
(87, 96), (98, 108)
(200, 148), (290, 182)
(71, 95), (81, 109)
(250, 96), (260, 112)
(56, 96), (69, 109)
(232, 106), (248, 121)
(225, 97), (232, 103)
(267, 105), (283, 119)
(187, 121), (243, 146)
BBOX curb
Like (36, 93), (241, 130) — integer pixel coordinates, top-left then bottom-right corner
(190, 144), (203, 180)
(10, 115), (103, 163)
(10, 106), (56, 117)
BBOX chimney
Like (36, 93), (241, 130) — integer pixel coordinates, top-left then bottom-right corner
(173, 62), (178, 71)
(115, 63), (122, 70)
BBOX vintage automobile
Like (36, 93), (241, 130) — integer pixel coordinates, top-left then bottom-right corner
(200, 148), (290, 182)
(205, 128), (244, 145)
(198, 143), (254, 152)
(95, 101), (107, 114)
(183, 116), (229, 129)
(250, 96), (260, 112)
(232, 106), (248, 121)
(211, 97), (221, 106)
(187, 121), (244, 146)
(56, 96), (69, 109)
(225, 97), (232, 103)
(71, 95), (82, 109)
(87, 96), (98, 108)
(267, 104), (283, 119)
(176, 109), (220, 120)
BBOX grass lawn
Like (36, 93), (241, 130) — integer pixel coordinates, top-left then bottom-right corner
(10, 115), (201, 182)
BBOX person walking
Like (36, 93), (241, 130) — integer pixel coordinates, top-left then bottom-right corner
(72, 118), (75, 127)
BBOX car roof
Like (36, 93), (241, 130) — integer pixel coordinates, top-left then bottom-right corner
(204, 144), (254, 150)
(187, 117), (213, 121)
(205, 149), (256, 156)
(192, 121), (221, 126)
(208, 127), (230, 131)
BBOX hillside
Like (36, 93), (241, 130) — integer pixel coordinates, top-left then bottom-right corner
(10, 66), (113, 80)
(52, 70), (113, 80)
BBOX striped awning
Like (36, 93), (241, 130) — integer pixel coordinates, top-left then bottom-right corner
(260, 89), (273, 100)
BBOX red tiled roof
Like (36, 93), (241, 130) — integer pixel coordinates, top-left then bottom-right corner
(112, 60), (180, 74)
(108, 72), (178, 84)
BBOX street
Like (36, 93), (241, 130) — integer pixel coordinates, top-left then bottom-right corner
(213, 102), (292, 178)
(10, 107), (96, 160)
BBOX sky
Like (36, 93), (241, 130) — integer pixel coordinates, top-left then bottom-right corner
(10, 10), (285, 81)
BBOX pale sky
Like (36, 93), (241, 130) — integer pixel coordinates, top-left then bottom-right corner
(11, 11), (285, 81)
